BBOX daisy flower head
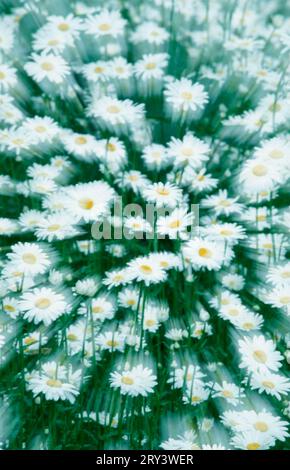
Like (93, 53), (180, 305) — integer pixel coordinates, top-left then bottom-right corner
(265, 287), (290, 311)
(25, 53), (69, 85)
(83, 9), (126, 40)
(157, 207), (194, 239)
(141, 143), (170, 171)
(231, 430), (275, 450)
(234, 410), (289, 443)
(64, 181), (115, 222)
(239, 157), (282, 194)
(46, 14), (82, 39)
(7, 242), (51, 276)
(89, 96), (145, 134)
(131, 22), (169, 49)
(143, 182), (183, 208)
(238, 335), (283, 373)
(164, 77), (208, 122)
(183, 237), (233, 270)
(134, 53), (168, 95)
(19, 287), (69, 325)
(109, 364), (157, 397)
(267, 263), (290, 288)
(167, 133), (210, 170)
(0, 63), (17, 91)
(249, 371), (290, 399)
(202, 189), (244, 216)
(35, 212), (79, 241)
(27, 363), (80, 404)
(127, 256), (167, 286)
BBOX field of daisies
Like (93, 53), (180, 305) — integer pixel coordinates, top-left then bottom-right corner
(0, 0), (290, 452)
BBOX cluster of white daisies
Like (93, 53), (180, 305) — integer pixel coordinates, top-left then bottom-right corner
(0, 0), (289, 451)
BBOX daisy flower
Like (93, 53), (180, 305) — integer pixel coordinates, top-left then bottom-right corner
(164, 78), (208, 120)
(238, 335), (283, 373)
(109, 364), (157, 397)
(7, 242), (51, 275)
(167, 133), (210, 169)
(143, 182), (183, 208)
(19, 287), (69, 325)
(25, 53), (69, 84)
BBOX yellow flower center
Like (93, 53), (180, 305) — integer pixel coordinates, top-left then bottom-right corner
(98, 23), (111, 32)
(107, 105), (120, 114)
(256, 215), (266, 222)
(41, 62), (54, 71)
(247, 442), (261, 450)
(219, 199), (231, 207)
(160, 261), (169, 268)
(195, 329), (203, 336)
(269, 149), (284, 159)
(47, 224), (61, 232)
(48, 39), (59, 46)
(182, 147), (193, 157)
(35, 298), (51, 309)
(262, 243), (272, 249)
(75, 136), (87, 145)
(228, 308), (239, 316)
(254, 421), (268, 432)
(94, 66), (104, 73)
(4, 304), (15, 312)
(92, 306), (103, 314)
(181, 91), (193, 100)
(198, 247), (212, 258)
(145, 62), (156, 70)
(35, 125), (46, 133)
(107, 142), (116, 152)
(121, 376), (134, 385)
(22, 253), (37, 264)
(257, 70), (267, 77)
(139, 264), (153, 274)
(146, 319), (156, 327)
(79, 198), (94, 210)
(243, 322), (254, 330)
(24, 337), (37, 346)
(268, 103), (281, 112)
(67, 333), (78, 341)
(58, 23), (70, 31)
(253, 349), (267, 364)
(252, 164), (268, 176)
(169, 219), (181, 229)
(156, 187), (170, 196)
(46, 379), (62, 388)
(127, 299), (136, 306)
(12, 138), (24, 145)
(129, 174), (138, 182)
(281, 271), (290, 279)
(220, 229), (233, 236)
(262, 380), (275, 389)
(106, 340), (118, 347)
(12, 271), (23, 277)
(191, 395), (201, 402)
(0, 71), (6, 79)
(280, 296), (290, 305)
(152, 151), (161, 159)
